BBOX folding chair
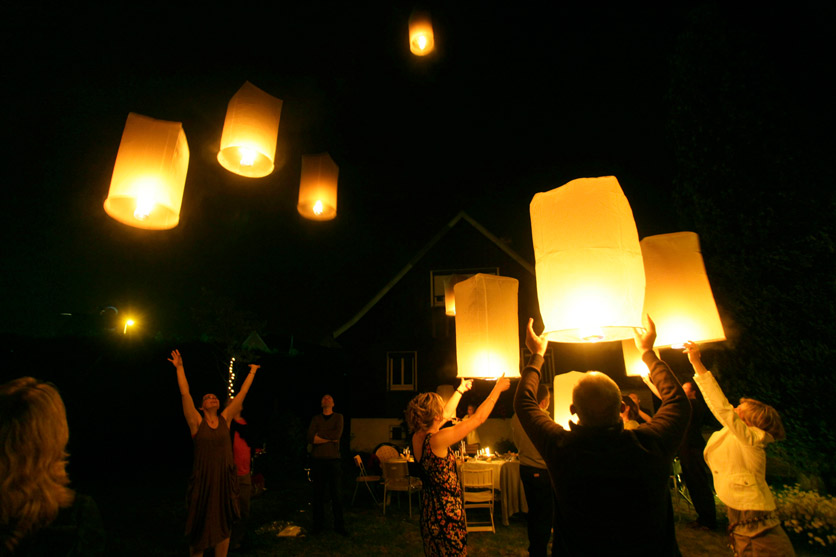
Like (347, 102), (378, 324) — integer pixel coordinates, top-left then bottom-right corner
(352, 454), (381, 505)
(670, 456), (693, 513)
(461, 464), (495, 533)
(382, 460), (422, 517)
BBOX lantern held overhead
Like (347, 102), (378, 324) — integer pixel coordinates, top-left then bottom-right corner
(217, 81), (283, 178)
(621, 339), (661, 377)
(454, 274), (520, 379)
(408, 9), (435, 56)
(530, 176), (645, 342)
(297, 153), (338, 221)
(640, 231), (726, 348)
(103, 112), (189, 230)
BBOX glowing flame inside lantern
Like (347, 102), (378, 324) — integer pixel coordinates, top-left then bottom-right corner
(239, 147), (256, 167)
(417, 35), (428, 51)
(132, 179), (159, 221)
(472, 351), (507, 380)
(313, 200), (324, 216)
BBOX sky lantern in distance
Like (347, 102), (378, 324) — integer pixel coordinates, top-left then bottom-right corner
(553, 371), (587, 429)
(103, 112), (189, 230)
(530, 176), (645, 342)
(217, 81), (283, 178)
(297, 153), (338, 220)
(640, 231), (726, 348)
(408, 9), (434, 56)
(454, 274), (520, 379)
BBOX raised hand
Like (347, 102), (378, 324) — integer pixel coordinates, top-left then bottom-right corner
(526, 318), (548, 356)
(633, 314), (657, 353)
(168, 349), (183, 368)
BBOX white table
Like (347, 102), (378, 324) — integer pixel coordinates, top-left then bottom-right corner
(458, 458), (528, 525)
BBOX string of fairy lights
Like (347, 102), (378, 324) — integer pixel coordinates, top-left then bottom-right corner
(227, 357), (237, 398)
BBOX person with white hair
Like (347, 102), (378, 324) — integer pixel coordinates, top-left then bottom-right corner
(515, 316), (690, 556)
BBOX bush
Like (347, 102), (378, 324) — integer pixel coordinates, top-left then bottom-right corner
(775, 484), (836, 551)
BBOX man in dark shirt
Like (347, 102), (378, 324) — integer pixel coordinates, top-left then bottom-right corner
(515, 317), (690, 556)
(307, 394), (347, 535)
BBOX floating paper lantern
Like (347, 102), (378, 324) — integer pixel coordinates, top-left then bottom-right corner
(621, 339), (661, 377)
(103, 112), (189, 230)
(217, 81), (283, 178)
(444, 274), (468, 316)
(530, 176), (645, 342)
(408, 9), (435, 56)
(297, 153), (338, 220)
(553, 371), (587, 429)
(455, 274), (520, 378)
(641, 232), (726, 348)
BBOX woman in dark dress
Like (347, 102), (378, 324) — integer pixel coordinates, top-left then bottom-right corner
(405, 376), (510, 556)
(169, 350), (259, 557)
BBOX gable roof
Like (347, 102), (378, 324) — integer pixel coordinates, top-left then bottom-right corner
(332, 211), (534, 339)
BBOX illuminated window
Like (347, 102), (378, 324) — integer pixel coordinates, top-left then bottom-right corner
(387, 351), (417, 391)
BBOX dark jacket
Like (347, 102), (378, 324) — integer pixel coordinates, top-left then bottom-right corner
(514, 351), (690, 557)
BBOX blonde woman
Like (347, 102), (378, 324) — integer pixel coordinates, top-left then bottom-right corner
(406, 376), (510, 556)
(684, 341), (795, 556)
(0, 377), (104, 554)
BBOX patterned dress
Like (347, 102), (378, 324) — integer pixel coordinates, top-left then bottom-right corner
(419, 432), (466, 556)
(185, 416), (240, 552)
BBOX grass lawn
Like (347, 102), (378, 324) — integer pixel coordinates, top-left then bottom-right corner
(83, 469), (830, 556)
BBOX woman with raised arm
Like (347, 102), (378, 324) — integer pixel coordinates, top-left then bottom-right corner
(169, 349), (259, 557)
(683, 341), (795, 556)
(405, 376), (510, 556)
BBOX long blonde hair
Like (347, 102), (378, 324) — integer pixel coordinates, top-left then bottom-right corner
(0, 377), (75, 552)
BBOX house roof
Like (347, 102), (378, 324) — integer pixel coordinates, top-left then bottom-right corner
(332, 211), (534, 339)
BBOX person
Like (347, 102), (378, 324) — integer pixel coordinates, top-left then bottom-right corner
(629, 392), (654, 424)
(169, 349), (259, 557)
(307, 394), (346, 536)
(461, 404), (481, 450)
(621, 395), (641, 430)
(511, 383), (553, 557)
(515, 316), (690, 556)
(684, 342), (795, 556)
(227, 400), (253, 551)
(406, 376), (510, 556)
(0, 377), (105, 555)
(677, 380), (717, 531)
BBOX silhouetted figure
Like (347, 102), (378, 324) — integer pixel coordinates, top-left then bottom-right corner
(307, 394), (347, 536)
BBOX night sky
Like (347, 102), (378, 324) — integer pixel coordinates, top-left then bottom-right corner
(2, 2), (832, 342)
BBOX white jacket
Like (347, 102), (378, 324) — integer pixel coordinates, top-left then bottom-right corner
(693, 372), (776, 511)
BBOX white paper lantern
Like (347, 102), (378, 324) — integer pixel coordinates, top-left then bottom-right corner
(297, 153), (338, 221)
(408, 10), (435, 56)
(530, 176), (645, 342)
(103, 113), (189, 230)
(621, 339), (661, 377)
(455, 274), (520, 378)
(217, 81), (283, 178)
(641, 232), (726, 348)
(552, 371), (587, 429)
(444, 274), (468, 316)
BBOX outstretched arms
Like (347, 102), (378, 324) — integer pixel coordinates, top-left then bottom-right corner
(442, 378), (473, 422)
(222, 364), (260, 423)
(429, 376), (510, 452)
(169, 349), (201, 435)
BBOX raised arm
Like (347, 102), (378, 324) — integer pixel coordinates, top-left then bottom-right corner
(222, 364), (259, 423)
(169, 349), (201, 435)
(430, 376), (510, 452)
(442, 378), (473, 422)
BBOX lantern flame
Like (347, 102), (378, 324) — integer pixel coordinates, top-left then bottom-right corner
(239, 147), (257, 167)
(313, 200), (324, 215)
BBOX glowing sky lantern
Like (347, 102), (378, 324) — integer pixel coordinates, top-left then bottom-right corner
(641, 231), (726, 348)
(553, 371), (587, 429)
(621, 339), (661, 377)
(297, 153), (338, 220)
(530, 176), (645, 342)
(408, 9), (435, 56)
(104, 112), (189, 230)
(217, 81), (283, 178)
(444, 274), (468, 316)
(455, 274), (520, 379)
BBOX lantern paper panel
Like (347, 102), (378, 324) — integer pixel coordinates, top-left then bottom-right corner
(553, 371), (587, 429)
(217, 81), (283, 178)
(530, 176), (645, 343)
(444, 274), (469, 316)
(408, 10), (435, 56)
(641, 231), (726, 348)
(297, 153), (338, 221)
(103, 112), (189, 230)
(621, 339), (661, 377)
(455, 274), (520, 379)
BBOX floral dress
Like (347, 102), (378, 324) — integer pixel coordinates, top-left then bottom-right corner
(419, 432), (466, 556)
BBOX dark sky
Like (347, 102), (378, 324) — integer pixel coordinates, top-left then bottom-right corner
(2, 3), (831, 341)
